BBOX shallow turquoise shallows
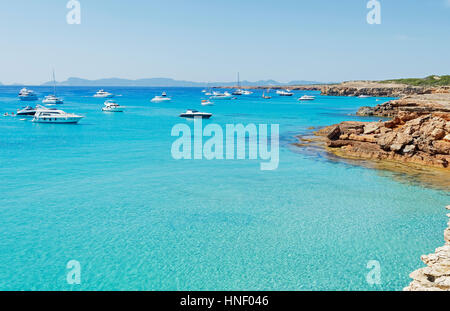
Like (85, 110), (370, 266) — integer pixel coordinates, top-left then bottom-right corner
(0, 86), (448, 290)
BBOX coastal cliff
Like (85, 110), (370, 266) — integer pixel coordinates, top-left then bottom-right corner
(404, 206), (450, 291)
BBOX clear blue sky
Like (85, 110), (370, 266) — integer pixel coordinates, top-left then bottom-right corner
(0, 0), (449, 84)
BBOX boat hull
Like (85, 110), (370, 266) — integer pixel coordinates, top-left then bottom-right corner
(210, 96), (232, 100)
(94, 94), (114, 98)
(19, 97), (38, 101)
(32, 117), (83, 124)
(42, 100), (63, 104)
(179, 114), (212, 119)
(102, 108), (123, 112)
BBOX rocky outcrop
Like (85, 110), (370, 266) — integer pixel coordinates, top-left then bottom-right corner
(315, 112), (450, 168)
(357, 94), (450, 117)
(404, 206), (450, 291)
(320, 81), (450, 97)
(322, 86), (429, 97)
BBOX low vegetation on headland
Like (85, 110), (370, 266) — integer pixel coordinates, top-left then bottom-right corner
(379, 75), (450, 87)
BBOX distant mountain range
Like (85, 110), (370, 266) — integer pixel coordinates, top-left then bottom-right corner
(40, 77), (325, 87)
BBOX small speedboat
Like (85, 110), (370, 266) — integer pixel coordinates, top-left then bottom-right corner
(151, 92), (171, 102)
(276, 89), (293, 96)
(299, 95), (315, 101)
(201, 100), (214, 106)
(242, 90), (253, 95)
(358, 95), (371, 98)
(179, 109), (212, 119)
(18, 88), (38, 101)
(42, 94), (63, 104)
(32, 108), (84, 124)
(94, 89), (114, 98)
(102, 100), (124, 112)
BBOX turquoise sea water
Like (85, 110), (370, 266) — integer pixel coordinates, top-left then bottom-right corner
(0, 86), (448, 291)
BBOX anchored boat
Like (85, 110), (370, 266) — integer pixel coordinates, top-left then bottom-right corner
(179, 109), (212, 119)
(32, 107), (84, 124)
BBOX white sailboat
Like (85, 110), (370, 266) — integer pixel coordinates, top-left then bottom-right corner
(42, 69), (63, 105)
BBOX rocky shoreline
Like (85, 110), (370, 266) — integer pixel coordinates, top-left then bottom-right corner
(320, 81), (450, 97)
(357, 94), (450, 117)
(295, 92), (450, 170)
(314, 111), (450, 169)
(404, 206), (450, 291)
(218, 81), (450, 98)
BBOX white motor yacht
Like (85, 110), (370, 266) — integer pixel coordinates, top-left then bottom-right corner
(102, 100), (124, 112)
(32, 107), (84, 124)
(151, 92), (171, 102)
(299, 95), (315, 101)
(276, 89), (294, 96)
(18, 88), (38, 101)
(242, 90), (253, 95)
(179, 109), (212, 119)
(358, 95), (371, 98)
(210, 91), (233, 100)
(94, 89), (115, 98)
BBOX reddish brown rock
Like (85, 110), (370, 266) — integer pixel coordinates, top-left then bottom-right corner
(313, 112), (450, 169)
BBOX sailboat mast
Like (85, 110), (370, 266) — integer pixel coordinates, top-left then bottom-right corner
(52, 69), (56, 96)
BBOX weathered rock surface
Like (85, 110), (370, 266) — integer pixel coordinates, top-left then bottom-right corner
(317, 112), (450, 168)
(356, 94), (450, 117)
(404, 206), (450, 291)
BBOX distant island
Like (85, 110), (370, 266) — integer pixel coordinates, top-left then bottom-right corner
(39, 77), (324, 87)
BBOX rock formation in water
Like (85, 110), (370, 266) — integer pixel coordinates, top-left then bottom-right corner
(404, 206), (450, 291)
(315, 111), (450, 168)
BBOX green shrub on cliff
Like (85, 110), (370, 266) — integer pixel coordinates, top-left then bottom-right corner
(380, 75), (450, 86)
